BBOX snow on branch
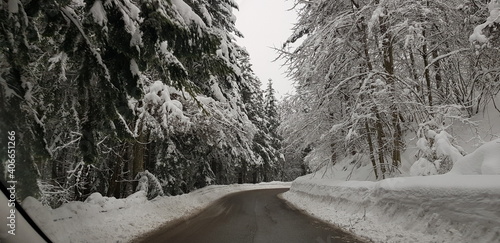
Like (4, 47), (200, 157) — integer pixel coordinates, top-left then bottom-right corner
(171, 0), (206, 28)
(424, 48), (469, 71)
(470, 0), (500, 43)
(90, 0), (107, 26)
(60, 6), (111, 81)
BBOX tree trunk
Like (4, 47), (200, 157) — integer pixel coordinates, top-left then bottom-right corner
(378, 9), (402, 169)
(240, 159), (247, 184)
(365, 121), (379, 179)
(373, 106), (386, 178)
(132, 131), (145, 189)
(432, 48), (443, 92)
(252, 168), (258, 184)
(408, 47), (420, 94)
(422, 32), (433, 108)
(263, 163), (269, 182)
(108, 146), (123, 198)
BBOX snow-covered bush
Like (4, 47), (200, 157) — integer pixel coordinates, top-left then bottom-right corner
(135, 170), (165, 200)
(37, 180), (73, 208)
(411, 122), (466, 176)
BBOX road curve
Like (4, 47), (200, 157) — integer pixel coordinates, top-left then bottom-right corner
(137, 188), (366, 243)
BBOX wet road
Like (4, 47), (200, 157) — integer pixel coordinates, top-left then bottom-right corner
(138, 188), (366, 243)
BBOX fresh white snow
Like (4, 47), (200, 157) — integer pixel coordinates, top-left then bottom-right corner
(18, 93), (500, 243)
(18, 136), (500, 243)
(171, 0), (206, 28)
(409, 157), (437, 176)
(22, 182), (290, 243)
(281, 98), (500, 243)
(7, 0), (20, 14)
(282, 174), (500, 243)
(90, 0), (107, 26)
(17, 91), (500, 243)
(450, 139), (500, 175)
(470, 0), (500, 43)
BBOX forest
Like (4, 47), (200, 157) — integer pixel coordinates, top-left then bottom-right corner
(0, 0), (283, 207)
(1, 0), (500, 208)
(279, 0), (500, 180)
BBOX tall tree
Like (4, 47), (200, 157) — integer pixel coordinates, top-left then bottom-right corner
(279, 0), (486, 179)
(261, 79), (283, 181)
(1, 0), (283, 205)
(265, 79), (280, 138)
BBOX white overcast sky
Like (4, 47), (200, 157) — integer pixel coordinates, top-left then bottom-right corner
(234, 0), (298, 99)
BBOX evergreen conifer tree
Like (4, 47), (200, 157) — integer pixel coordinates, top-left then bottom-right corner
(1, 0), (285, 203)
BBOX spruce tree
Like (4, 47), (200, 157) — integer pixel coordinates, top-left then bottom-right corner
(261, 79), (283, 181)
(237, 50), (284, 183)
(1, 0), (286, 203)
(265, 79), (280, 140)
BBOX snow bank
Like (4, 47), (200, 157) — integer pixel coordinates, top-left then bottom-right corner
(22, 182), (290, 243)
(450, 138), (500, 175)
(283, 175), (500, 243)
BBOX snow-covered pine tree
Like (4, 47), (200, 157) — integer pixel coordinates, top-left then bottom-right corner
(262, 79), (283, 181)
(129, 0), (283, 194)
(143, 0), (263, 194)
(1, 0), (52, 199)
(237, 47), (265, 183)
(1, 0), (283, 203)
(237, 51), (284, 183)
(265, 79), (279, 139)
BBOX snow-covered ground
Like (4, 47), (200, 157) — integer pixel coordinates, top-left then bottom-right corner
(21, 182), (290, 243)
(283, 173), (500, 243)
(281, 98), (500, 243)
(14, 98), (500, 243)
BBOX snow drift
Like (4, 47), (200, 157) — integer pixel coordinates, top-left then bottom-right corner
(283, 175), (500, 243)
(284, 135), (500, 242)
(450, 139), (500, 175)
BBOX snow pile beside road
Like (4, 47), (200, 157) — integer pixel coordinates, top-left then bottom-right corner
(22, 182), (290, 243)
(450, 139), (500, 175)
(283, 175), (500, 243)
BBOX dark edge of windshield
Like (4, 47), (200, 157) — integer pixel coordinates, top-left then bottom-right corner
(0, 182), (53, 243)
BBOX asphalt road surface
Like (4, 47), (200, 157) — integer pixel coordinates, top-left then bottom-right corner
(139, 188), (366, 243)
